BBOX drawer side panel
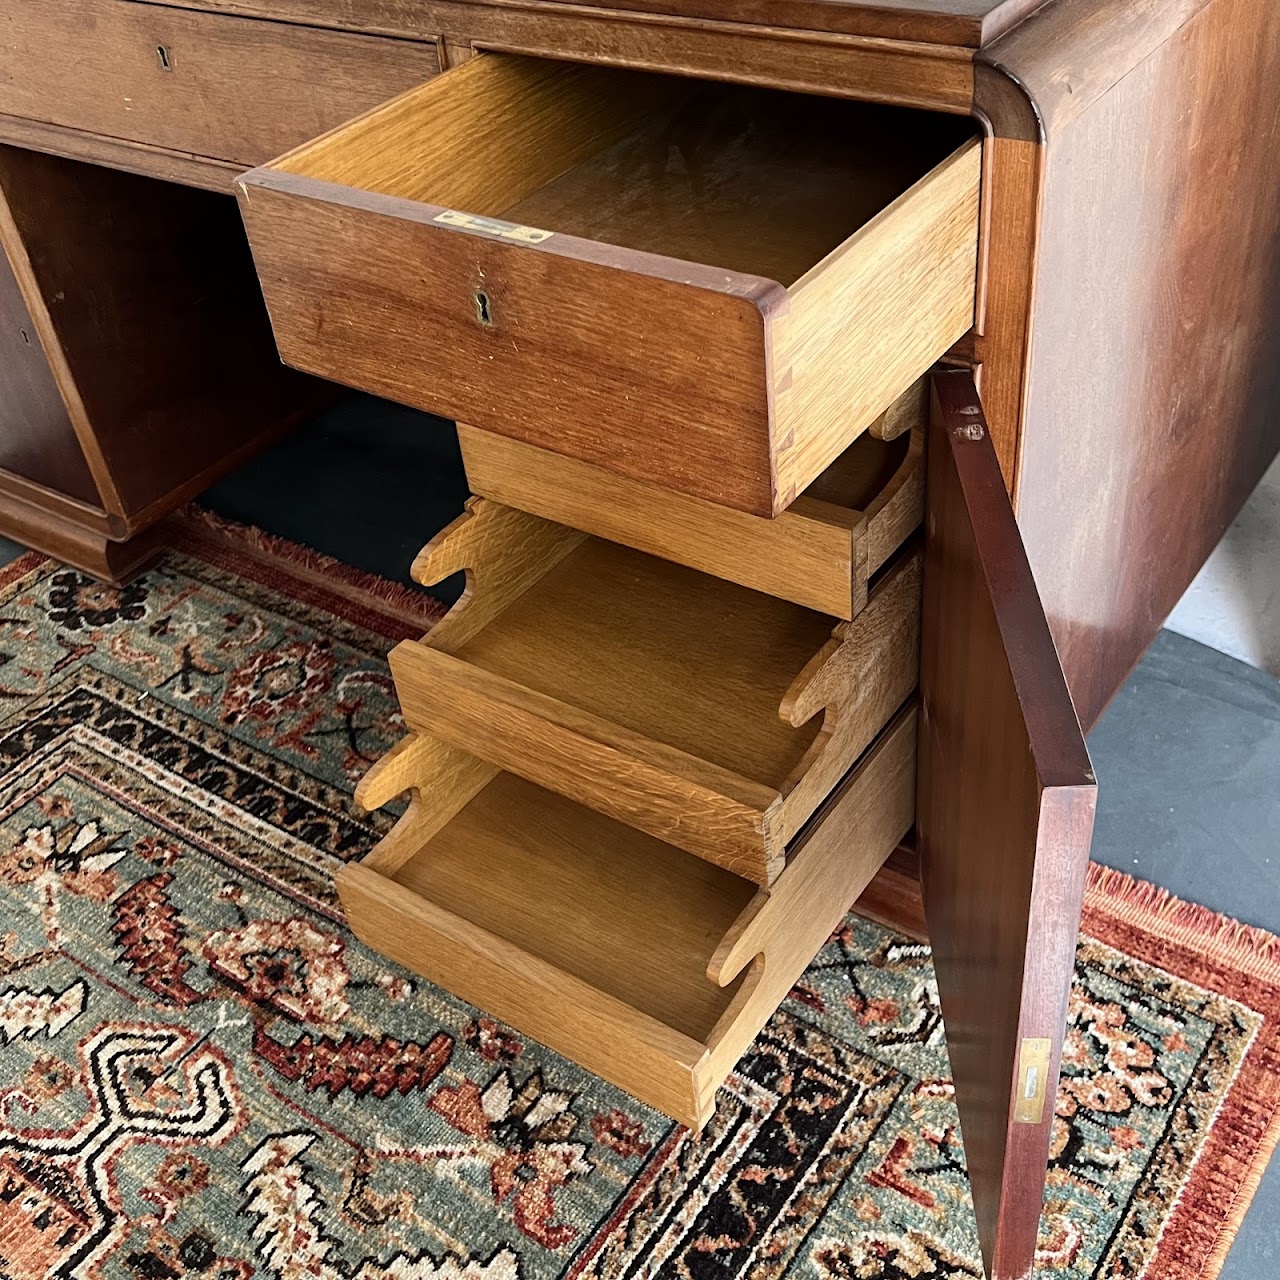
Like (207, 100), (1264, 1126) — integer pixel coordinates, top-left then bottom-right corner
(771, 140), (982, 506)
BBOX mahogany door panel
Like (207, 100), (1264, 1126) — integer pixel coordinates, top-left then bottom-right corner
(918, 370), (1097, 1280)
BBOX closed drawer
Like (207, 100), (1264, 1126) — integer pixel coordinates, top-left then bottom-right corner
(459, 381), (926, 620)
(340, 706), (917, 1129)
(393, 494), (920, 885)
(238, 54), (981, 515)
(0, 1), (439, 166)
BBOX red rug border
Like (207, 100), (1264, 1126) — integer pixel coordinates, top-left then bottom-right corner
(1081, 863), (1280, 1279)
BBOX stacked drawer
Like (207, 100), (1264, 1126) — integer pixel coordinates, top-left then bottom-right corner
(234, 52), (984, 1126)
(342, 411), (925, 1127)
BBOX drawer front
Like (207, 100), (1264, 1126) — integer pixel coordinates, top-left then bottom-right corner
(458, 382), (927, 619)
(0, 1), (439, 167)
(240, 54), (980, 515)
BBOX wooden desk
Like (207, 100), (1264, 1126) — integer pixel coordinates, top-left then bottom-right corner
(2, 1), (1276, 1275)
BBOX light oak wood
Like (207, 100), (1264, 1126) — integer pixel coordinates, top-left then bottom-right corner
(458, 392), (924, 618)
(770, 140), (980, 507)
(808, 424), (927, 579)
(409, 498), (586, 654)
(389, 642), (789, 883)
(272, 53), (681, 212)
(239, 53), (980, 514)
(417, 505), (831, 790)
(355, 735), (499, 875)
(340, 707), (916, 1127)
(869, 375), (929, 441)
(398, 497), (919, 882)
(773, 552), (921, 842)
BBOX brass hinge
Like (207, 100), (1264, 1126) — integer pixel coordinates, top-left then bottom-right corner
(1014, 1037), (1052, 1124)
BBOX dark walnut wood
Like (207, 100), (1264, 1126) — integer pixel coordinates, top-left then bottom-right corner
(129, 0), (1038, 47)
(0, 145), (330, 579)
(977, 0), (1280, 726)
(0, 244), (96, 507)
(919, 371), (1096, 1280)
(0, 1), (438, 171)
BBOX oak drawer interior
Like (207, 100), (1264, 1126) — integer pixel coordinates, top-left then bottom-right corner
(397, 495), (920, 884)
(240, 54), (981, 514)
(340, 706), (917, 1128)
(392, 773), (757, 1042)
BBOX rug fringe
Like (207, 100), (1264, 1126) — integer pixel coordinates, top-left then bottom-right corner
(172, 506), (446, 634)
(1203, 1096), (1280, 1278)
(1086, 862), (1280, 985)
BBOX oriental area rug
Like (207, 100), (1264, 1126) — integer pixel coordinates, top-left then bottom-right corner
(0, 525), (1277, 1280)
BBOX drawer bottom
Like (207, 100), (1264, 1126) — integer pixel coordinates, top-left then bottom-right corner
(339, 706), (916, 1127)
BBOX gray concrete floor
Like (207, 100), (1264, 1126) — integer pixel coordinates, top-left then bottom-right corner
(1088, 630), (1280, 1277)
(12, 394), (1277, 1274)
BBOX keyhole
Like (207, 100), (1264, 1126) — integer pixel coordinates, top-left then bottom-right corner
(156, 45), (173, 72)
(473, 289), (493, 327)
(18, 328), (30, 346)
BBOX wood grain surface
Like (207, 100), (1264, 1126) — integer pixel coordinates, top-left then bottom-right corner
(125, 0), (1035, 49)
(409, 498), (587, 654)
(0, 0), (438, 168)
(458, 408), (923, 619)
(850, 844), (928, 941)
(341, 707), (915, 1128)
(770, 139), (980, 508)
(403, 496), (918, 883)
(0, 242), (97, 506)
(0, 146), (324, 531)
(917, 372), (1095, 1280)
(992, 0), (1280, 727)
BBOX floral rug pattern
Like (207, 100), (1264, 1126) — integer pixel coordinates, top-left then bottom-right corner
(0, 537), (1277, 1280)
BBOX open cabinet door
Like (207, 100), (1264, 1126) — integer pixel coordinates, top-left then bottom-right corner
(919, 371), (1097, 1280)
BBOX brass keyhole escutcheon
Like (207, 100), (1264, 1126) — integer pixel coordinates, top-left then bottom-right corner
(156, 44), (173, 71)
(473, 288), (493, 327)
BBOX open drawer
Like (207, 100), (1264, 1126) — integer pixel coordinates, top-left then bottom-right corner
(237, 54), (981, 516)
(459, 382), (925, 619)
(390, 495), (920, 884)
(340, 706), (916, 1129)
